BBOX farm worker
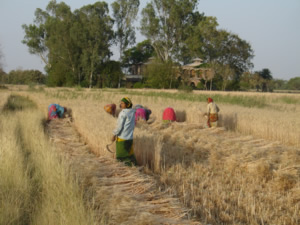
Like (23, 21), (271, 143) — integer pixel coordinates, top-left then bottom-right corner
(135, 107), (147, 123)
(134, 104), (152, 122)
(162, 107), (176, 123)
(111, 97), (137, 166)
(104, 103), (116, 116)
(48, 104), (68, 120)
(206, 97), (220, 128)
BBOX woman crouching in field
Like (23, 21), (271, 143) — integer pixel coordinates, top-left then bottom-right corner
(111, 97), (137, 166)
(134, 104), (152, 123)
(48, 104), (70, 120)
(205, 98), (220, 128)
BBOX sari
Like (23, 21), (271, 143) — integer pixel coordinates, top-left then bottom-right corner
(208, 113), (218, 128)
(135, 108), (147, 123)
(116, 137), (137, 167)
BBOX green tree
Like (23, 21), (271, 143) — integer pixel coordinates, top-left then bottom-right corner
(111, 0), (140, 87)
(7, 69), (45, 84)
(0, 45), (6, 84)
(75, 2), (114, 88)
(257, 68), (273, 80)
(144, 59), (176, 88)
(0, 69), (7, 85)
(23, 1), (80, 86)
(212, 63), (235, 91)
(239, 72), (255, 90)
(256, 68), (273, 92)
(272, 79), (287, 90)
(46, 1), (79, 86)
(286, 77), (300, 90)
(184, 15), (219, 63)
(140, 0), (198, 62)
(122, 40), (154, 73)
(22, 1), (114, 88)
(184, 16), (254, 85)
(210, 30), (253, 80)
(97, 60), (123, 88)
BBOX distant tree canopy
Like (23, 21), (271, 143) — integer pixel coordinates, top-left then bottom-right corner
(140, 0), (198, 63)
(6, 70), (46, 85)
(255, 68), (273, 92)
(0, 69), (7, 85)
(23, 0), (115, 88)
(0, 45), (6, 85)
(122, 39), (155, 75)
(286, 77), (300, 90)
(96, 60), (123, 88)
(20, 0), (275, 91)
(143, 58), (177, 89)
(140, 1), (254, 89)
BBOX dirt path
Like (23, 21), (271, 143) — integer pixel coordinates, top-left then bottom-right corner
(46, 118), (199, 225)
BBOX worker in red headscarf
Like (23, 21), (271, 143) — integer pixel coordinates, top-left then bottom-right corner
(206, 97), (220, 128)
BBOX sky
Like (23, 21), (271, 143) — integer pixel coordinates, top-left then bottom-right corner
(0, 0), (299, 80)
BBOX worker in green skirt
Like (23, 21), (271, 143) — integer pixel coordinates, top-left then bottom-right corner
(111, 97), (137, 166)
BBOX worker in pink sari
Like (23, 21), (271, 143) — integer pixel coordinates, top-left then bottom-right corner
(135, 107), (147, 123)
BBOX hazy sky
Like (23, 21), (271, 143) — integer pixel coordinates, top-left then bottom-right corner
(0, 0), (299, 80)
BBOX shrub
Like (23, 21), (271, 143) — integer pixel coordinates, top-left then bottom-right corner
(133, 82), (144, 89)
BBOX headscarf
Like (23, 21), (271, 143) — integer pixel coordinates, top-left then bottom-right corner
(207, 97), (213, 103)
(121, 97), (133, 108)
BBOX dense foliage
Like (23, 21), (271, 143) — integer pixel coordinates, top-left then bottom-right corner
(23, 1), (114, 87)
(6, 69), (46, 85)
(19, 0), (298, 91)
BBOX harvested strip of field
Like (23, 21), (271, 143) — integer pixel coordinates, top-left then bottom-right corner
(135, 121), (300, 224)
(46, 118), (199, 225)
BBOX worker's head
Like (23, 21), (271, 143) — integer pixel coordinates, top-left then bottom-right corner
(207, 97), (213, 103)
(120, 97), (132, 109)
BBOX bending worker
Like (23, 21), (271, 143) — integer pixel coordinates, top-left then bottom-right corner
(111, 97), (137, 166)
(48, 104), (68, 120)
(104, 103), (116, 117)
(206, 97), (220, 128)
(134, 104), (152, 123)
(162, 107), (176, 123)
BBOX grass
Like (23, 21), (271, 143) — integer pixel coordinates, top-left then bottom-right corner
(3, 95), (37, 111)
(277, 96), (300, 104)
(112, 89), (270, 108)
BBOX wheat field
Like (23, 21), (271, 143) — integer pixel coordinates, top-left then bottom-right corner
(1, 85), (299, 224)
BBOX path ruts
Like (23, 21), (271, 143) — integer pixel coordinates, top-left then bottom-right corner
(47, 118), (199, 225)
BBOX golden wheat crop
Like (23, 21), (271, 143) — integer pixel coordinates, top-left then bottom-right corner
(3, 86), (300, 224)
(0, 96), (97, 225)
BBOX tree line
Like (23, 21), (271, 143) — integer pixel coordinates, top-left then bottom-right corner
(0, 0), (298, 91)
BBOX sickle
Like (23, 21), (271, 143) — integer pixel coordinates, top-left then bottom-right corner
(106, 141), (115, 153)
